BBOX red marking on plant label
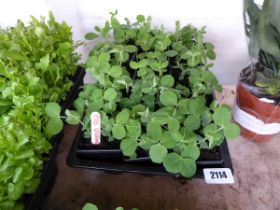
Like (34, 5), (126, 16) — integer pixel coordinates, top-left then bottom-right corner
(91, 112), (101, 145)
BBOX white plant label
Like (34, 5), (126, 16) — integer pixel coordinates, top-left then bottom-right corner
(233, 103), (280, 135)
(203, 168), (234, 184)
(91, 112), (101, 145)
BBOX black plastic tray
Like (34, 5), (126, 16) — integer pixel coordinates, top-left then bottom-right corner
(24, 67), (86, 210)
(67, 125), (233, 178)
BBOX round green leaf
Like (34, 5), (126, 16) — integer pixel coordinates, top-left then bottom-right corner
(213, 106), (231, 126)
(183, 114), (201, 131)
(160, 75), (175, 88)
(126, 119), (141, 138)
(87, 99), (104, 113)
(160, 90), (178, 106)
(178, 99), (191, 114)
(189, 98), (205, 115)
(125, 45), (137, 53)
(181, 158), (196, 178)
(163, 153), (181, 174)
(207, 50), (216, 60)
(165, 50), (178, 57)
(130, 61), (139, 69)
(181, 144), (200, 160)
(120, 138), (137, 156)
(136, 14), (145, 22)
(45, 102), (61, 118)
(73, 98), (85, 115)
(82, 203), (98, 210)
(180, 129), (197, 144)
(112, 124), (126, 140)
(160, 131), (179, 148)
(104, 88), (117, 101)
(147, 121), (162, 139)
(149, 144), (168, 164)
(116, 109), (130, 124)
(224, 123), (240, 139)
(85, 32), (98, 40)
(168, 117), (180, 132)
(45, 117), (63, 136)
(203, 123), (218, 136)
(98, 52), (110, 63)
(109, 66), (123, 78)
(65, 110), (81, 125)
(151, 111), (170, 125)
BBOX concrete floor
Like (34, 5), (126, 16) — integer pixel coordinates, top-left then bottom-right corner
(44, 87), (280, 210)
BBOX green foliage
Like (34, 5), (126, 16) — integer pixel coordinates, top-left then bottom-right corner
(244, 0), (280, 95)
(0, 12), (79, 208)
(69, 12), (240, 178)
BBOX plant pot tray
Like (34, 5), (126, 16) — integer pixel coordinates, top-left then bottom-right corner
(67, 126), (233, 178)
(24, 67), (86, 210)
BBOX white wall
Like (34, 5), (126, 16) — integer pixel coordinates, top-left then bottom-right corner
(0, 0), (250, 84)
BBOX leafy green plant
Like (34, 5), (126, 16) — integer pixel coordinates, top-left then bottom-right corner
(0, 12), (79, 209)
(244, 0), (280, 95)
(66, 12), (240, 178)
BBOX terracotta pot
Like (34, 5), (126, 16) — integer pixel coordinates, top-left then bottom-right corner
(233, 83), (280, 142)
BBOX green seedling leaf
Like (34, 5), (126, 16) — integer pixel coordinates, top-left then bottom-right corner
(147, 121), (162, 139)
(130, 61), (139, 69)
(86, 56), (98, 68)
(207, 50), (216, 60)
(149, 144), (168, 164)
(116, 109), (130, 124)
(189, 98), (205, 115)
(181, 158), (196, 178)
(39, 54), (50, 71)
(160, 131), (179, 148)
(99, 52), (110, 63)
(136, 14), (145, 22)
(45, 102), (61, 118)
(165, 50), (178, 57)
(45, 117), (63, 136)
(213, 106), (231, 126)
(120, 138), (137, 156)
(85, 32), (98, 40)
(65, 110), (81, 125)
(160, 75), (175, 88)
(109, 66), (123, 78)
(112, 124), (126, 139)
(183, 115), (201, 131)
(126, 119), (141, 138)
(89, 88), (103, 101)
(160, 90), (178, 106)
(203, 123), (224, 148)
(87, 99), (104, 113)
(8, 182), (24, 201)
(73, 98), (85, 115)
(181, 143), (200, 160)
(180, 129), (197, 144)
(224, 123), (240, 139)
(104, 88), (117, 101)
(151, 111), (170, 125)
(178, 99), (191, 114)
(168, 117), (180, 132)
(82, 203), (98, 210)
(163, 153), (181, 174)
(125, 45), (137, 53)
